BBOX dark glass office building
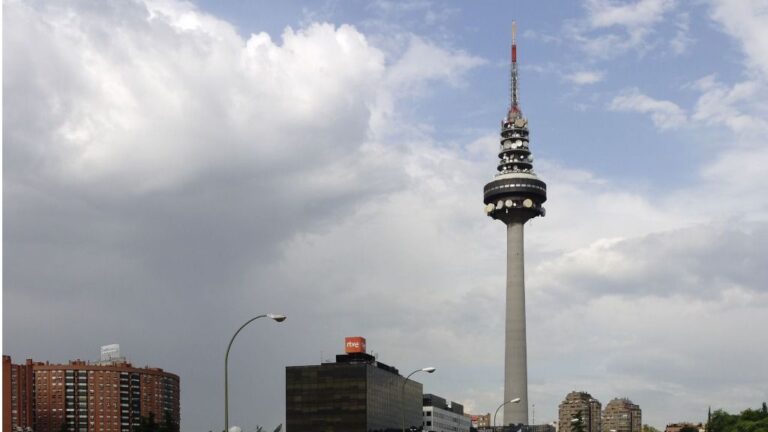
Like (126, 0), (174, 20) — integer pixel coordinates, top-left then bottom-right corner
(286, 352), (423, 432)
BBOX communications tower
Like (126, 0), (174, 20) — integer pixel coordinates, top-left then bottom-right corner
(482, 21), (547, 426)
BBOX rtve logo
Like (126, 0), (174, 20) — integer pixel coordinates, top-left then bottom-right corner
(344, 337), (366, 353)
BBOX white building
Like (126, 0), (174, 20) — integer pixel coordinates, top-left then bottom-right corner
(423, 394), (471, 432)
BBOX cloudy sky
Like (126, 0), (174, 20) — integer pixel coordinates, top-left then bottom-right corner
(4, 0), (768, 430)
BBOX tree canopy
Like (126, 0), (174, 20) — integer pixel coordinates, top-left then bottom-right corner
(709, 404), (768, 432)
(132, 412), (179, 432)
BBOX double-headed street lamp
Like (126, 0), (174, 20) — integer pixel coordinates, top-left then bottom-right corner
(224, 313), (286, 432)
(401, 367), (436, 432)
(493, 397), (522, 430)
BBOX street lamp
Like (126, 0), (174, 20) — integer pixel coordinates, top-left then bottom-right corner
(401, 367), (436, 432)
(493, 398), (522, 429)
(224, 313), (286, 432)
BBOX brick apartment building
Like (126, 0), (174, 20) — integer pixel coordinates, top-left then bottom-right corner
(558, 391), (602, 432)
(3, 357), (34, 432)
(602, 398), (641, 432)
(3, 352), (179, 432)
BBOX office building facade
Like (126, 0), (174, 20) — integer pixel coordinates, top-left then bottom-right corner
(286, 337), (424, 432)
(422, 394), (470, 432)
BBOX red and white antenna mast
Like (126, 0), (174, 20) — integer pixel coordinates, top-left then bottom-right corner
(508, 21), (522, 121)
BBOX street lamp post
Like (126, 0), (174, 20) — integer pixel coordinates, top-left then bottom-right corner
(494, 398), (522, 430)
(224, 313), (286, 432)
(401, 367), (436, 432)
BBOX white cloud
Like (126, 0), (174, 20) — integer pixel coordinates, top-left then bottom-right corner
(690, 76), (768, 136)
(710, 0), (768, 78)
(608, 88), (687, 129)
(564, 70), (605, 85)
(669, 12), (694, 54)
(567, 0), (677, 58)
(4, 0), (483, 195)
(585, 0), (675, 29)
(385, 36), (485, 90)
(5, 2), (389, 192)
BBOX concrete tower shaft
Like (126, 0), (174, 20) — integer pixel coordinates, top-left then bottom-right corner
(482, 22), (547, 427)
(504, 221), (528, 425)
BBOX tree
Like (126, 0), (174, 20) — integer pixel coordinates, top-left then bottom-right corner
(679, 425), (698, 432)
(708, 406), (768, 432)
(643, 425), (662, 432)
(158, 411), (178, 432)
(133, 413), (159, 432)
(572, 411), (586, 432)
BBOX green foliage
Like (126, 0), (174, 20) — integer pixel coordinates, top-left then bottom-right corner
(643, 425), (662, 432)
(133, 413), (159, 432)
(679, 426), (699, 432)
(708, 404), (768, 432)
(159, 411), (179, 432)
(572, 410), (586, 432)
(132, 412), (177, 432)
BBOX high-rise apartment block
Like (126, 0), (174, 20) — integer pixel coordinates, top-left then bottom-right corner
(558, 391), (602, 432)
(2, 348), (179, 432)
(3, 357), (34, 432)
(422, 394), (471, 432)
(602, 398), (641, 432)
(286, 337), (425, 431)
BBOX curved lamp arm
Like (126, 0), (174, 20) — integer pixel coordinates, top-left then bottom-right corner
(401, 367), (436, 432)
(493, 397), (522, 428)
(225, 313), (286, 432)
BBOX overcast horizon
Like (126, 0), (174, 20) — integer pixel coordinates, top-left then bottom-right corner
(4, 0), (768, 430)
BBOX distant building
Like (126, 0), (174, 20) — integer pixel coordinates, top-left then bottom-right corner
(602, 398), (641, 432)
(665, 423), (704, 432)
(286, 336), (424, 431)
(2, 348), (180, 432)
(526, 424), (557, 432)
(422, 394), (471, 432)
(471, 413), (491, 429)
(559, 391), (602, 432)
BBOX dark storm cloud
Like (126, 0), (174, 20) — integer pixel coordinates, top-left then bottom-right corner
(3, 1), (483, 429)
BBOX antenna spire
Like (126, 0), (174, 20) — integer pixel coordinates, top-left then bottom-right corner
(509, 20), (521, 121)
